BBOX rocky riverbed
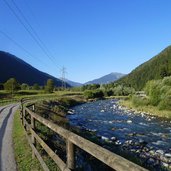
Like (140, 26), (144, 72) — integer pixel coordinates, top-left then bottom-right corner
(67, 99), (171, 171)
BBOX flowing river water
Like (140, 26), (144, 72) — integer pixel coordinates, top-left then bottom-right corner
(67, 99), (171, 171)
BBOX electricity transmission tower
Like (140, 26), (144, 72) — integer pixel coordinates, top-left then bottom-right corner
(61, 66), (67, 90)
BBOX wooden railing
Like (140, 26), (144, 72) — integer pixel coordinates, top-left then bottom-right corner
(20, 103), (148, 171)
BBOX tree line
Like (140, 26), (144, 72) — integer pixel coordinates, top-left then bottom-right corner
(0, 78), (55, 94)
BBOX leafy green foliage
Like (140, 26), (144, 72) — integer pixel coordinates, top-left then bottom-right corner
(45, 79), (54, 93)
(116, 46), (171, 90)
(134, 76), (171, 111)
(4, 78), (20, 93)
(81, 84), (100, 91)
(84, 90), (104, 99)
(131, 96), (150, 107)
(33, 83), (40, 90)
(20, 83), (29, 90)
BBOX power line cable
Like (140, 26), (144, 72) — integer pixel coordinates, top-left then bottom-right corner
(11, 0), (58, 66)
(3, 0), (60, 69)
(0, 29), (46, 66)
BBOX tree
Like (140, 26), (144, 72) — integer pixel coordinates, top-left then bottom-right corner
(21, 83), (29, 90)
(144, 80), (161, 106)
(45, 79), (54, 93)
(4, 78), (20, 94)
(33, 83), (40, 90)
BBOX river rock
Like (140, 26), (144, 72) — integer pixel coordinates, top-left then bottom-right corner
(165, 153), (171, 158)
(111, 137), (117, 141)
(149, 150), (155, 156)
(115, 140), (122, 145)
(101, 136), (109, 141)
(67, 110), (74, 114)
(161, 162), (169, 168)
(156, 149), (164, 155)
(127, 120), (132, 123)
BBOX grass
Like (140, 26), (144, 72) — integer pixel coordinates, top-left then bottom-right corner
(120, 99), (171, 119)
(13, 110), (43, 171)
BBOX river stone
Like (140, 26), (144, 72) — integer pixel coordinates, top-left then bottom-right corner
(165, 153), (171, 158)
(161, 162), (169, 168)
(127, 120), (132, 123)
(67, 110), (74, 114)
(115, 140), (122, 145)
(111, 137), (117, 141)
(101, 136), (109, 141)
(156, 150), (164, 155)
(149, 150), (155, 156)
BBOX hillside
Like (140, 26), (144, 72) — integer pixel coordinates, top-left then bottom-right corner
(0, 51), (70, 87)
(117, 46), (171, 90)
(85, 72), (125, 85)
(65, 79), (82, 87)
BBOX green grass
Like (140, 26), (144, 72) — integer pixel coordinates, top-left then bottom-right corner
(13, 110), (43, 171)
(120, 99), (171, 119)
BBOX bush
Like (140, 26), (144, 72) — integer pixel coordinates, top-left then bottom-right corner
(93, 90), (104, 98)
(84, 90), (95, 99)
(84, 90), (104, 99)
(105, 89), (114, 97)
(158, 95), (171, 110)
(132, 95), (150, 107)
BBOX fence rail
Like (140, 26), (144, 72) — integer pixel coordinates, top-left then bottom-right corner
(20, 102), (148, 171)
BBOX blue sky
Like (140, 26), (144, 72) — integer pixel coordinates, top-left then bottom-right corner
(1, 0), (171, 83)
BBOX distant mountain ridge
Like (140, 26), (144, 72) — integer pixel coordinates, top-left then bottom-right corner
(117, 46), (171, 90)
(85, 72), (125, 85)
(0, 51), (70, 87)
(65, 79), (83, 87)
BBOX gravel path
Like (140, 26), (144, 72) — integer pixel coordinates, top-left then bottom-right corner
(0, 104), (19, 171)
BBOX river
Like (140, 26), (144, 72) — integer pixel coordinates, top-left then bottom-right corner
(67, 99), (171, 171)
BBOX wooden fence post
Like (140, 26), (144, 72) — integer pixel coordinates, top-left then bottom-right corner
(31, 104), (36, 159)
(23, 108), (26, 128)
(20, 99), (23, 123)
(67, 140), (75, 170)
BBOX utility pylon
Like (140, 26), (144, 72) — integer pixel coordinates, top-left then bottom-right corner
(61, 66), (67, 90)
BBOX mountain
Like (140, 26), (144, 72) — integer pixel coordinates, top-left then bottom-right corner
(85, 72), (125, 85)
(65, 79), (82, 87)
(117, 46), (171, 90)
(0, 51), (70, 87)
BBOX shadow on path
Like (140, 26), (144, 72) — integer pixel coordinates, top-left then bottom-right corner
(0, 107), (7, 114)
(0, 105), (16, 171)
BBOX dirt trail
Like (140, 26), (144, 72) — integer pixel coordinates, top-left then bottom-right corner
(0, 104), (19, 171)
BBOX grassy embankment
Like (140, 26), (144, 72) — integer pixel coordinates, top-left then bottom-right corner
(0, 90), (83, 106)
(13, 110), (43, 171)
(120, 98), (171, 119)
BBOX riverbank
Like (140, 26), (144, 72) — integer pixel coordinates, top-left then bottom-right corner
(119, 99), (171, 120)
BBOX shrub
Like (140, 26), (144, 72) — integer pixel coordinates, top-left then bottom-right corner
(84, 90), (104, 99)
(132, 95), (149, 107)
(158, 95), (171, 110)
(84, 90), (95, 99)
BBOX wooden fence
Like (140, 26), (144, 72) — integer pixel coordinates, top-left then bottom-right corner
(20, 103), (148, 171)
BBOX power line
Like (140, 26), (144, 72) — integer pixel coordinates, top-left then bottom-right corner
(3, 0), (59, 69)
(0, 30), (46, 65)
(11, 0), (58, 66)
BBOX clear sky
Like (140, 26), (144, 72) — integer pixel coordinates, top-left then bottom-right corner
(1, 0), (171, 83)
